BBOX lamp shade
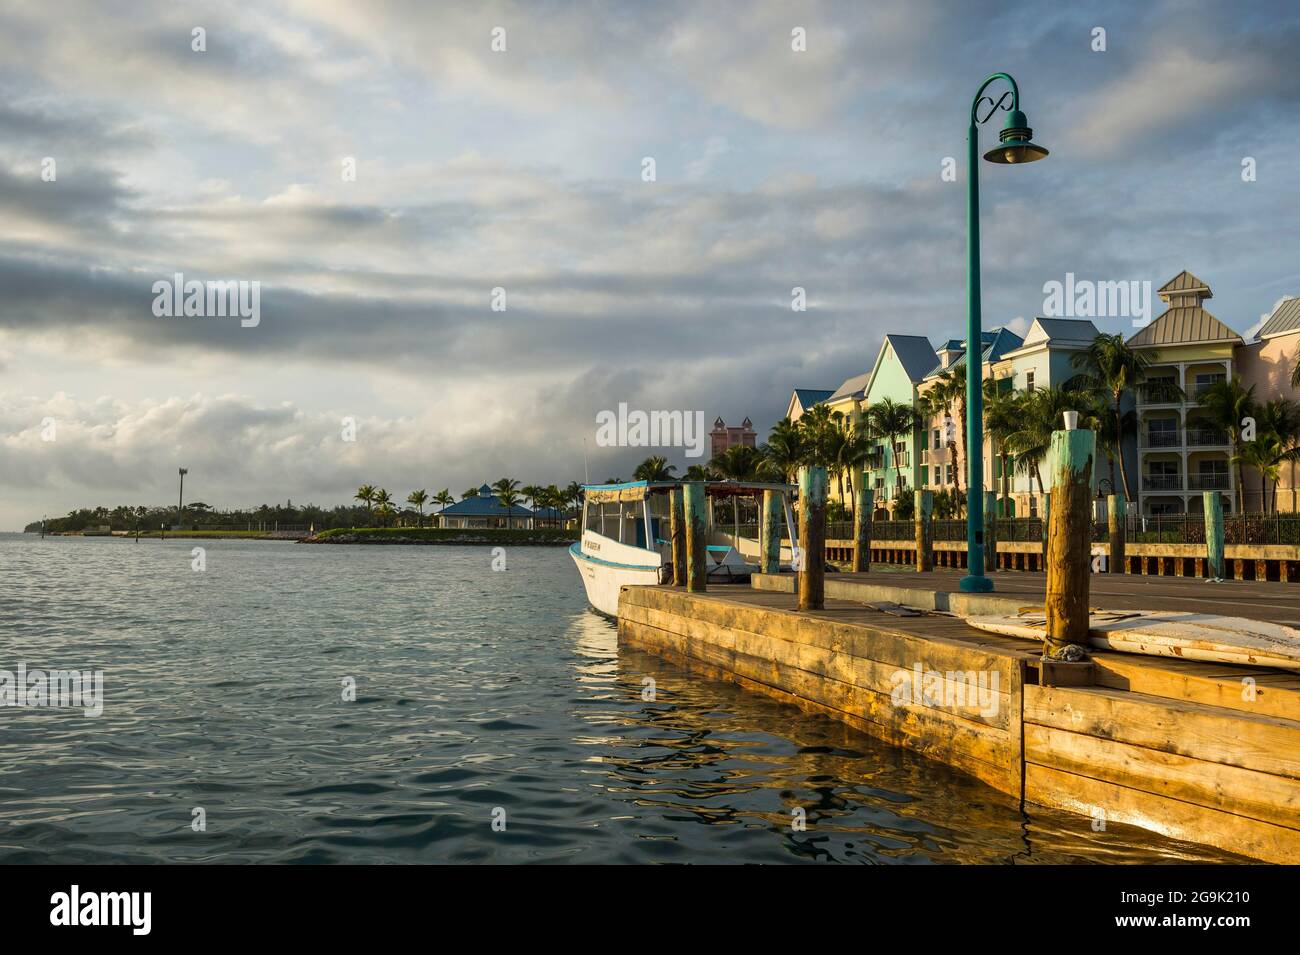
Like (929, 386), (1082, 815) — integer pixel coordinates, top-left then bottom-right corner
(983, 109), (1049, 164)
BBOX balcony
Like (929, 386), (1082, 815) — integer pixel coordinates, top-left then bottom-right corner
(1186, 428), (1229, 447)
(1188, 473), (1230, 491)
(1139, 429), (1181, 448)
(1139, 383), (1183, 405)
(1142, 474), (1182, 492)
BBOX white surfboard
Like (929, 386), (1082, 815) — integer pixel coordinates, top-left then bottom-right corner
(965, 609), (1300, 671)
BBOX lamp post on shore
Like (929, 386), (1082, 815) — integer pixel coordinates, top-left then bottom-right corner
(178, 467), (188, 529)
(960, 72), (1049, 594)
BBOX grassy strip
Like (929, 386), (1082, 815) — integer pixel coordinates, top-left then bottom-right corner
(306, 527), (577, 545)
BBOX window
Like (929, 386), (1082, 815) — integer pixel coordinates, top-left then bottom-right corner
(1025, 370), (1036, 391)
(1195, 372), (1225, 397)
(931, 428), (940, 449)
(945, 464), (954, 485)
(1200, 460), (1228, 476)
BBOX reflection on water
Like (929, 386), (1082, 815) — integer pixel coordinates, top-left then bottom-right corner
(0, 534), (1240, 863)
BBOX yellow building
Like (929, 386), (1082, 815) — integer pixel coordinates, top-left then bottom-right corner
(1127, 271), (1242, 514)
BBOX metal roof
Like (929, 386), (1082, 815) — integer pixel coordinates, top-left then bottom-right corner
(1257, 297), (1300, 340)
(828, 371), (870, 402)
(793, 388), (834, 408)
(1030, 317), (1101, 343)
(1127, 306), (1242, 347)
(883, 334), (940, 383)
(439, 483), (536, 516)
(1158, 270), (1212, 301)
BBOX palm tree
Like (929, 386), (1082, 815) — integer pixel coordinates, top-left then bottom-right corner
(354, 484), (376, 524)
(1069, 333), (1152, 502)
(760, 417), (806, 483)
(710, 444), (764, 481)
(1197, 377), (1257, 513)
(462, 487), (481, 500)
(866, 397), (918, 501)
(521, 484), (543, 518)
(683, 464), (712, 482)
(1234, 437), (1284, 514)
(824, 414), (873, 510)
(407, 489), (429, 527)
(492, 478), (522, 529)
(633, 455), (678, 481)
(936, 365), (968, 500)
(432, 489), (454, 510)
(1005, 387), (1093, 496)
(372, 488), (393, 527)
(564, 481), (584, 522)
(795, 404), (838, 470)
(983, 384), (1022, 516)
(1079, 392), (1135, 502)
(1245, 398), (1300, 511)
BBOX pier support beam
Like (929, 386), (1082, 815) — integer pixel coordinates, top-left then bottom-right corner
(683, 483), (707, 593)
(1045, 429), (1095, 656)
(760, 489), (783, 576)
(1108, 494), (1126, 574)
(1204, 491), (1225, 580)
(914, 490), (934, 573)
(669, 488), (686, 586)
(984, 490), (998, 573)
(852, 473), (872, 573)
(797, 467), (827, 610)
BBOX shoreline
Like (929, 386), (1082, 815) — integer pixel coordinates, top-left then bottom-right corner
(303, 527), (577, 546)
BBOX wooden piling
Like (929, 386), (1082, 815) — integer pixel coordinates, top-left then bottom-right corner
(682, 482), (707, 593)
(1204, 491), (1225, 580)
(1044, 429), (1095, 656)
(1107, 494), (1126, 574)
(852, 474), (872, 573)
(797, 467), (827, 610)
(914, 489), (934, 573)
(983, 490), (998, 573)
(760, 489), (783, 576)
(669, 488), (686, 586)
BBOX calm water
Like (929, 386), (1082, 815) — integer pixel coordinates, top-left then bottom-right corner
(0, 533), (1240, 864)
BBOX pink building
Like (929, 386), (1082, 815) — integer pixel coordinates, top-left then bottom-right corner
(710, 417), (756, 460)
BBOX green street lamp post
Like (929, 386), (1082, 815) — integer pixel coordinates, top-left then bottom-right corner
(960, 72), (1049, 593)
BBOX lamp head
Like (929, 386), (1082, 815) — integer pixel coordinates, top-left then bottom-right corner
(983, 109), (1049, 164)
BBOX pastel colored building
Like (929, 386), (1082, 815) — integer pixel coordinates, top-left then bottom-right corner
(1237, 296), (1300, 511)
(709, 417), (757, 459)
(437, 483), (538, 529)
(1127, 272), (1242, 514)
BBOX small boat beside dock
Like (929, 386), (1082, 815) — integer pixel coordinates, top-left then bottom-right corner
(570, 479), (796, 617)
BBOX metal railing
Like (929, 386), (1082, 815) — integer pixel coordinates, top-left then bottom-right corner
(1139, 430), (1181, 448)
(1186, 429), (1230, 447)
(1142, 474), (1182, 491)
(1188, 473), (1231, 491)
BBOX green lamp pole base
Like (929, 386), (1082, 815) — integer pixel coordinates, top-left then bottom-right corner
(959, 573), (995, 593)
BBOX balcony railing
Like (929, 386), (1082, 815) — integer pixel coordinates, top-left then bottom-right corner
(1188, 473), (1231, 490)
(1186, 429), (1229, 447)
(1142, 474), (1182, 491)
(1139, 384), (1183, 404)
(1140, 430), (1181, 448)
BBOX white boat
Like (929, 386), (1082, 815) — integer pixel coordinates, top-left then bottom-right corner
(570, 479), (797, 618)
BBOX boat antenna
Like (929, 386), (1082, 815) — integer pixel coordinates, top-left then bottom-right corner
(582, 437), (590, 484)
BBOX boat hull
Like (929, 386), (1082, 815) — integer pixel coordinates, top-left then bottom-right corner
(569, 541), (662, 618)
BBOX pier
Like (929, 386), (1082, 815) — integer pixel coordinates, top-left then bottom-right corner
(618, 575), (1300, 864)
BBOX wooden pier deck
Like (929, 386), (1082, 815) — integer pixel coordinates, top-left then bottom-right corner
(617, 580), (1300, 864)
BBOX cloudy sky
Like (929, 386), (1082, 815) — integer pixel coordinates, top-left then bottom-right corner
(2, 0), (1298, 527)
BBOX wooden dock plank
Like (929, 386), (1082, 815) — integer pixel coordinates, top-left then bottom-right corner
(1025, 763), (1298, 865)
(1025, 724), (1300, 831)
(1025, 684), (1300, 780)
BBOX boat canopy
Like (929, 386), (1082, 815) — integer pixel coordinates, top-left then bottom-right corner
(582, 479), (796, 503)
